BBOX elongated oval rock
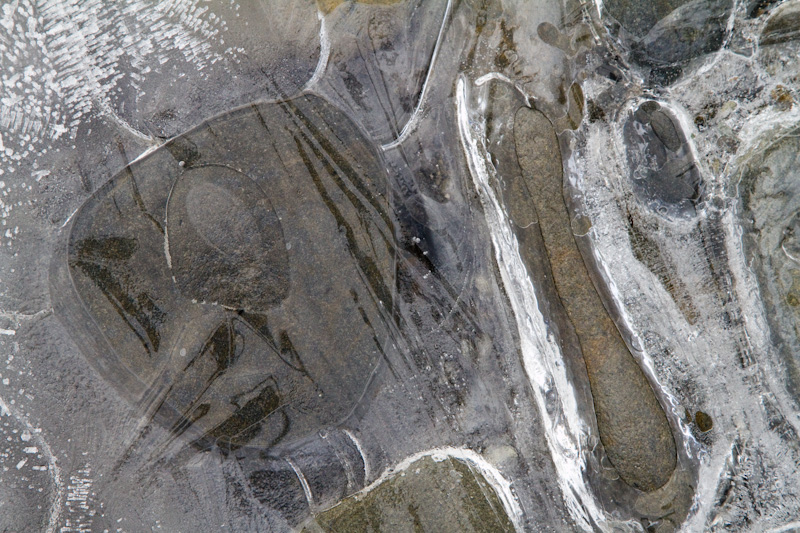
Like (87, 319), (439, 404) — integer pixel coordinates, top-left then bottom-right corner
(513, 106), (677, 492)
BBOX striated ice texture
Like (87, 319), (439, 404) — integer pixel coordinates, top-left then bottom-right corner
(2, 0), (800, 531)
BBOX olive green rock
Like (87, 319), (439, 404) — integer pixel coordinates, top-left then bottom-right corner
(694, 411), (713, 432)
(303, 456), (515, 533)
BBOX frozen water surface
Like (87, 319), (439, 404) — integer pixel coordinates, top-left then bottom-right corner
(2, 0), (800, 531)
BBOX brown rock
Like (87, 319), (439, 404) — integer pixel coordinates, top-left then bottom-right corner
(513, 106), (677, 492)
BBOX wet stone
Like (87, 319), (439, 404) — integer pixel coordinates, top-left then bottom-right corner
(513, 106), (677, 492)
(695, 411), (713, 432)
(284, 432), (367, 511)
(571, 213), (592, 237)
(315, 0), (448, 143)
(248, 459), (311, 524)
(167, 165), (290, 312)
(770, 86), (795, 111)
(4, 0), (800, 529)
(624, 100), (703, 217)
(54, 94), (397, 461)
(739, 126), (800, 405)
(760, 0), (800, 46)
(603, 0), (733, 83)
(626, 212), (699, 325)
(561, 82), (585, 131)
(537, 22), (594, 58)
(303, 456), (515, 533)
(747, 0), (782, 18)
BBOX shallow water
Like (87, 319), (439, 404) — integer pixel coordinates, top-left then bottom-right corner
(2, 0), (800, 531)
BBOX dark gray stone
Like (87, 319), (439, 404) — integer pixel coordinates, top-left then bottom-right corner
(603, 0), (733, 83)
(624, 101), (703, 216)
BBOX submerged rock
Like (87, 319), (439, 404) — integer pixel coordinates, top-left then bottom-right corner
(760, 0), (800, 45)
(167, 165), (290, 312)
(304, 455), (515, 533)
(603, 0), (733, 83)
(623, 100), (703, 217)
(315, 0), (448, 144)
(513, 106), (677, 492)
(738, 126), (800, 405)
(695, 411), (713, 432)
(52, 94), (398, 522)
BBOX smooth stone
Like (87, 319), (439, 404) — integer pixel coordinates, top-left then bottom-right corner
(514, 106), (677, 492)
(603, 0), (733, 83)
(695, 411), (713, 432)
(624, 100), (703, 216)
(760, 0), (800, 45)
(303, 456), (515, 532)
(738, 126), (800, 405)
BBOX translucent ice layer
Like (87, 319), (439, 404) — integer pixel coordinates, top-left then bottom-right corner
(1, 0), (800, 531)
